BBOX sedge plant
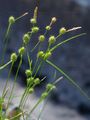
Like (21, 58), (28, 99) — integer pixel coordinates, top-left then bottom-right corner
(0, 3), (90, 120)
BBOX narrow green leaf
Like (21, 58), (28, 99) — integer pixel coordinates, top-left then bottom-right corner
(46, 60), (90, 101)
(50, 33), (86, 52)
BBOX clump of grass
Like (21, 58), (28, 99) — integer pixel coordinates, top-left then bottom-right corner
(0, 2), (89, 120)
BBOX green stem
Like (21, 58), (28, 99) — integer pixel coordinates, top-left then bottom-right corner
(2, 62), (14, 98)
(19, 88), (28, 108)
(46, 60), (90, 100)
(0, 60), (12, 70)
(4, 23), (11, 42)
(21, 76), (46, 109)
(7, 56), (22, 109)
(1, 23), (11, 65)
(31, 41), (40, 52)
(26, 98), (42, 120)
(34, 61), (43, 78)
(9, 112), (23, 120)
(26, 49), (32, 71)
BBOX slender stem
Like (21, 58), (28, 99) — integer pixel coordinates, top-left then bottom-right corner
(31, 41), (40, 52)
(0, 60), (12, 70)
(2, 62), (14, 97)
(46, 60), (90, 100)
(22, 76), (46, 109)
(7, 56), (22, 109)
(34, 61), (43, 78)
(19, 88), (28, 108)
(26, 98), (42, 120)
(32, 57), (38, 74)
(9, 112), (23, 120)
(4, 23), (11, 42)
(19, 84), (33, 108)
(1, 24), (11, 65)
(26, 48), (32, 70)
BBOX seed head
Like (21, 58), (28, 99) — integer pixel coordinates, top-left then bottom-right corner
(9, 16), (15, 24)
(30, 18), (37, 24)
(25, 69), (32, 77)
(49, 36), (56, 45)
(23, 33), (30, 45)
(31, 26), (39, 33)
(45, 26), (51, 31)
(59, 27), (66, 35)
(18, 47), (25, 56)
(37, 51), (44, 59)
(27, 77), (34, 86)
(41, 92), (48, 99)
(29, 88), (34, 93)
(10, 53), (17, 63)
(46, 83), (56, 91)
(34, 78), (40, 85)
(39, 35), (45, 42)
(44, 51), (52, 60)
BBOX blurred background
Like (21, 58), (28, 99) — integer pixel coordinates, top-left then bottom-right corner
(0, 0), (90, 120)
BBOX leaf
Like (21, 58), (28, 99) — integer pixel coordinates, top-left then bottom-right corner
(46, 60), (90, 101)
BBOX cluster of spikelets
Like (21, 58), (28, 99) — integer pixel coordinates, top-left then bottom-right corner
(0, 5), (88, 120)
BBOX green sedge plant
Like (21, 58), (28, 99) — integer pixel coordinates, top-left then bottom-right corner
(0, 5), (89, 120)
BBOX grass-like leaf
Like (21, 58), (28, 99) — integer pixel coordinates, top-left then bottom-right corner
(46, 60), (90, 101)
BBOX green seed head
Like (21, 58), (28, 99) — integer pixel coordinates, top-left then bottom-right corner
(11, 53), (17, 63)
(25, 69), (32, 77)
(49, 36), (56, 45)
(46, 83), (53, 90)
(23, 33), (30, 45)
(29, 88), (34, 93)
(30, 18), (37, 24)
(39, 35), (45, 42)
(34, 78), (40, 85)
(44, 51), (52, 60)
(46, 84), (56, 91)
(31, 26), (39, 33)
(9, 16), (15, 24)
(45, 26), (51, 31)
(37, 51), (44, 59)
(59, 27), (66, 35)
(18, 47), (25, 56)
(41, 92), (48, 99)
(27, 77), (34, 86)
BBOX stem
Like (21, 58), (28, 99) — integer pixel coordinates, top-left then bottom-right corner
(22, 76), (46, 109)
(1, 24), (11, 65)
(2, 62), (14, 97)
(26, 49), (32, 70)
(9, 112), (23, 120)
(0, 60), (12, 70)
(34, 61), (43, 78)
(7, 56), (22, 108)
(19, 88), (28, 108)
(31, 41), (40, 52)
(26, 98), (42, 120)
(46, 60), (90, 100)
(4, 23), (11, 42)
